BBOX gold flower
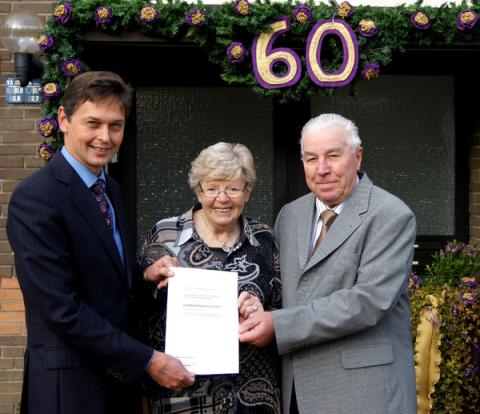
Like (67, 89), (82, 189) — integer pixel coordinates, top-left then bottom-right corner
(338, 2), (352, 18)
(44, 83), (58, 94)
(414, 12), (429, 25)
(461, 11), (475, 24)
(54, 5), (67, 17)
(191, 11), (205, 25)
(236, 0), (249, 16)
(141, 7), (157, 22)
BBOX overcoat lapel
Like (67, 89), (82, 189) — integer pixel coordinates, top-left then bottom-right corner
(303, 173), (373, 275)
(51, 154), (126, 278)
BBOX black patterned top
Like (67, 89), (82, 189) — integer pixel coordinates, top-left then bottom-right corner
(138, 205), (282, 414)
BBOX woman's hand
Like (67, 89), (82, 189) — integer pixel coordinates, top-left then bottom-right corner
(143, 256), (179, 289)
(238, 291), (264, 323)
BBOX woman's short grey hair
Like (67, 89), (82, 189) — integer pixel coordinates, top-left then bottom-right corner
(300, 113), (362, 155)
(188, 142), (256, 193)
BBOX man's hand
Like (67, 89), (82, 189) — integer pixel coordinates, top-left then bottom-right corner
(143, 256), (179, 289)
(237, 291), (264, 322)
(239, 311), (275, 347)
(146, 350), (195, 391)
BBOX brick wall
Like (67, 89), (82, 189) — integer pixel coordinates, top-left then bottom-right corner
(0, 2), (56, 412)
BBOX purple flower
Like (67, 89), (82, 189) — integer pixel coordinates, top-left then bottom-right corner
(61, 59), (84, 78)
(38, 34), (55, 52)
(443, 241), (469, 256)
(462, 243), (475, 257)
(94, 6), (113, 27)
(358, 19), (379, 37)
(411, 11), (431, 30)
(361, 63), (380, 80)
(457, 10), (478, 31)
(464, 364), (480, 378)
(54, 3), (72, 25)
(233, 0), (250, 16)
(227, 42), (247, 64)
(460, 277), (478, 288)
(293, 4), (312, 25)
(42, 82), (61, 100)
(37, 143), (55, 162)
(408, 273), (420, 290)
(139, 5), (159, 24)
(184, 8), (206, 27)
(38, 118), (58, 137)
(460, 292), (477, 305)
(337, 1), (354, 18)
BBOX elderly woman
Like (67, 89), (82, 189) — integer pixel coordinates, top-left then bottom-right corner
(139, 142), (281, 414)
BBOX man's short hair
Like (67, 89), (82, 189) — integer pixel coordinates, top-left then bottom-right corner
(300, 113), (362, 155)
(61, 71), (134, 119)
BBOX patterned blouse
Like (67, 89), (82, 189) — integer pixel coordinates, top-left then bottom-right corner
(138, 205), (282, 414)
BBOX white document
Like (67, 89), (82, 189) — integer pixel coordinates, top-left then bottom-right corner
(165, 267), (239, 375)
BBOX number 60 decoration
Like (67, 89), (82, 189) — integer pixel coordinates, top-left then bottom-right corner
(252, 17), (359, 89)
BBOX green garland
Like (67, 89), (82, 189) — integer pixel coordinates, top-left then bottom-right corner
(36, 0), (480, 156)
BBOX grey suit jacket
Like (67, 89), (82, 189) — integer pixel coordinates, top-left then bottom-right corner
(272, 173), (417, 414)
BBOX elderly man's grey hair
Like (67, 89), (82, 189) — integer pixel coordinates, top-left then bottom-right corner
(188, 142), (256, 193)
(299, 113), (362, 155)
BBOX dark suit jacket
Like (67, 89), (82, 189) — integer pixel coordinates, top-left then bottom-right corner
(7, 153), (153, 414)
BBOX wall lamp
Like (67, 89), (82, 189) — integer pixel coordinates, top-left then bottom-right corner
(0, 12), (43, 86)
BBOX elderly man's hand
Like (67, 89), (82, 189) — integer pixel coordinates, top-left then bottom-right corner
(146, 350), (195, 391)
(239, 311), (275, 347)
(143, 256), (179, 289)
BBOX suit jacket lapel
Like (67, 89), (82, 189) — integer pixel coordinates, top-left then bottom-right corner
(303, 173), (373, 274)
(52, 154), (126, 278)
(107, 177), (133, 290)
(296, 193), (317, 271)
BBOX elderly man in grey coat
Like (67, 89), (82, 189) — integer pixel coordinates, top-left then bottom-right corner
(239, 113), (417, 414)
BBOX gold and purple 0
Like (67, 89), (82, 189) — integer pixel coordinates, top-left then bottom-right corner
(252, 17), (302, 89)
(306, 19), (359, 87)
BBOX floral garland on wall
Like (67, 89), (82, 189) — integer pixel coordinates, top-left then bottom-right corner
(37, 0), (480, 160)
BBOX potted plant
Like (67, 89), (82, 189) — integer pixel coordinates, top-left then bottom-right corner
(410, 241), (480, 414)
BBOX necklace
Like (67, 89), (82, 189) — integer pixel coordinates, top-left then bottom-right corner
(201, 209), (238, 253)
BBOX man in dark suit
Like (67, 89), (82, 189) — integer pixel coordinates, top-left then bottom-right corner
(240, 113), (417, 414)
(7, 71), (194, 414)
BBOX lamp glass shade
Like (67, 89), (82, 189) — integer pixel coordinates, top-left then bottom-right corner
(0, 12), (43, 54)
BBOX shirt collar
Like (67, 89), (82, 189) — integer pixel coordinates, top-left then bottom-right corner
(61, 146), (106, 188)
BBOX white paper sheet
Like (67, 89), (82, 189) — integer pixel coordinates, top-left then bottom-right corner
(165, 267), (239, 375)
